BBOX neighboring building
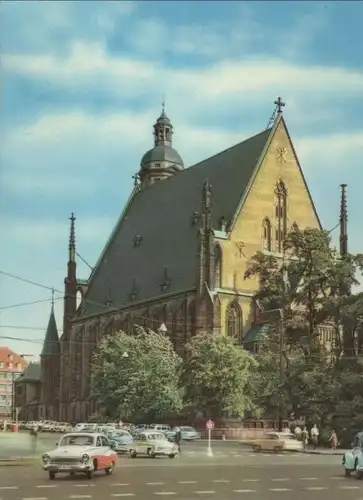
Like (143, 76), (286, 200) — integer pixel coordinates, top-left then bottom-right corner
(0, 347), (27, 419)
(14, 362), (41, 421)
(51, 102), (327, 422)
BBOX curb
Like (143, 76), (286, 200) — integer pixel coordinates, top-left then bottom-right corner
(301, 450), (345, 456)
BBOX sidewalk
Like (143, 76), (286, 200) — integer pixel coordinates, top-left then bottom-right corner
(302, 447), (348, 456)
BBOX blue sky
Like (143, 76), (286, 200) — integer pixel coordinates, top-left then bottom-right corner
(1, 1), (362, 358)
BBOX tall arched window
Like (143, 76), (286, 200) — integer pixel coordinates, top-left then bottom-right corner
(275, 180), (287, 252)
(214, 244), (222, 289)
(262, 218), (272, 251)
(226, 301), (242, 340)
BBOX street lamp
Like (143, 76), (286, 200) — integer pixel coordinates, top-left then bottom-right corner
(158, 323), (168, 334)
(122, 352), (129, 359)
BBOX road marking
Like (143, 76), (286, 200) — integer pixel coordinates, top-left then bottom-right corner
(111, 484), (130, 487)
(233, 490), (256, 493)
(178, 481), (197, 484)
(36, 486), (57, 489)
(271, 478), (290, 482)
(305, 487), (329, 491)
(212, 479), (230, 483)
(147, 482), (164, 485)
(0, 487), (18, 490)
(74, 485), (95, 488)
(195, 492), (216, 495)
(242, 479), (259, 482)
(269, 488), (292, 492)
(22, 498), (48, 500)
(111, 495), (135, 498)
(69, 496), (93, 499)
(300, 477), (318, 481)
(338, 486), (360, 490)
(153, 493), (177, 496)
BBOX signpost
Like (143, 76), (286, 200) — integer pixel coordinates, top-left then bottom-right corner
(206, 419), (215, 457)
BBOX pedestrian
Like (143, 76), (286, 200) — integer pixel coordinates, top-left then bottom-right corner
(174, 427), (181, 454)
(329, 429), (338, 450)
(301, 426), (309, 450)
(294, 425), (302, 440)
(30, 425), (39, 455)
(311, 424), (319, 450)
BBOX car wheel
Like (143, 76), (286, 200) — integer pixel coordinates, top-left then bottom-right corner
(356, 471), (363, 480)
(86, 469), (93, 479)
(273, 446), (282, 453)
(48, 471), (56, 480)
(129, 450), (137, 458)
(345, 469), (351, 477)
(169, 454), (175, 459)
(147, 448), (155, 458)
(105, 462), (114, 475)
(253, 445), (261, 452)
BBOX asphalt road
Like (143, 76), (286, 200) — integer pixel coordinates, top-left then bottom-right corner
(0, 452), (360, 500)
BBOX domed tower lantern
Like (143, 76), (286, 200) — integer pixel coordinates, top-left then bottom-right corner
(137, 103), (184, 188)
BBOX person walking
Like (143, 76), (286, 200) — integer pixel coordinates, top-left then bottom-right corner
(329, 429), (338, 450)
(30, 425), (39, 455)
(174, 427), (182, 454)
(301, 426), (309, 450)
(311, 424), (319, 450)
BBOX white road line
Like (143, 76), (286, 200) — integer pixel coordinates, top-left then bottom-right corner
(269, 488), (292, 492)
(242, 479), (259, 482)
(0, 487), (18, 490)
(305, 487), (329, 491)
(212, 479), (230, 483)
(147, 482), (164, 485)
(111, 484), (130, 487)
(300, 477), (318, 481)
(195, 492), (215, 495)
(271, 478), (290, 482)
(233, 490), (256, 493)
(73, 485), (95, 488)
(36, 486), (57, 489)
(178, 481), (197, 484)
(22, 498), (48, 500)
(153, 493), (177, 496)
(69, 496), (92, 499)
(338, 486), (360, 490)
(111, 495), (135, 498)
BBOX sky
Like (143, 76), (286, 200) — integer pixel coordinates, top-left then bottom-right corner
(1, 0), (362, 359)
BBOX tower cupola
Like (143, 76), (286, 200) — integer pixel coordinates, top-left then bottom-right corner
(137, 104), (184, 189)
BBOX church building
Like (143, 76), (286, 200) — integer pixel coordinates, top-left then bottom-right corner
(39, 99), (338, 422)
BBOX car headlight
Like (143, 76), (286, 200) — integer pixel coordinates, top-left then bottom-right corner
(81, 454), (90, 464)
(42, 454), (50, 464)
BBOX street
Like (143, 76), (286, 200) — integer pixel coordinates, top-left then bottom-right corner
(0, 447), (360, 500)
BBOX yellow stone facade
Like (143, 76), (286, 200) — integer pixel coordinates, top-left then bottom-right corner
(215, 118), (321, 337)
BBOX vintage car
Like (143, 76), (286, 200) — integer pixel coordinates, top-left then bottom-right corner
(128, 430), (179, 458)
(342, 432), (363, 478)
(107, 429), (135, 454)
(41, 432), (118, 480)
(165, 426), (201, 442)
(252, 432), (304, 453)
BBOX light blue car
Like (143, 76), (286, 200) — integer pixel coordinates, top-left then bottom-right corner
(342, 432), (363, 478)
(165, 426), (201, 442)
(108, 429), (135, 454)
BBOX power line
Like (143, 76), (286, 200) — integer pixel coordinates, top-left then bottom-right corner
(0, 270), (60, 294)
(0, 297), (62, 311)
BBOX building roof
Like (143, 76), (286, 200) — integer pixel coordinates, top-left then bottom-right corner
(82, 124), (272, 317)
(0, 347), (27, 372)
(141, 145), (184, 167)
(242, 324), (271, 344)
(41, 306), (60, 356)
(15, 362), (41, 383)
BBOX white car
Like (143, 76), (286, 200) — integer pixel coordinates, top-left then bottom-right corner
(252, 432), (304, 453)
(129, 430), (179, 458)
(41, 432), (118, 480)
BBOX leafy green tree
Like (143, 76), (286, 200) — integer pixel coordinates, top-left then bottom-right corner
(183, 333), (257, 418)
(91, 326), (183, 421)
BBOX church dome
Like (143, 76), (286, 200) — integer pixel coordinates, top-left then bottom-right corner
(141, 145), (184, 168)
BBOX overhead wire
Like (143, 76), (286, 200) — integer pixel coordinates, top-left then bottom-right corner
(0, 297), (62, 311)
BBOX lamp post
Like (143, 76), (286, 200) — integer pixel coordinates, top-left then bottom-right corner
(158, 323), (168, 334)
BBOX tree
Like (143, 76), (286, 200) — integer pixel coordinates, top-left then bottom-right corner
(90, 326), (183, 421)
(183, 333), (257, 418)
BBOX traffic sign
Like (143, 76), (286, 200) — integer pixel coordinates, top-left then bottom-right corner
(206, 419), (215, 430)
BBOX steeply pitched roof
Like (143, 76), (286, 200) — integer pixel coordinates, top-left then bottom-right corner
(81, 126), (272, 317)
(41, 307), (60, 356)
(16, 362), (41, 383)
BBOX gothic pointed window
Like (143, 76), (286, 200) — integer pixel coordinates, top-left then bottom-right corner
(226, 301), (242, 340)
(262, 218), (272, 251)
(214, 244), (222, 289)
(275, 180), (287, 252)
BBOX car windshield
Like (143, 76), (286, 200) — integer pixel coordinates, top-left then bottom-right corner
(110, 431), (130, 438)
(148, 433), (166, 441)
(180, 426), (195, 432)
(60, 435), (95, 446)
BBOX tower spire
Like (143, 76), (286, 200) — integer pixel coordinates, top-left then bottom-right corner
(51, 288), (55, 309)
(69, 213), (76, 262)
(339, 184), (348, 256)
